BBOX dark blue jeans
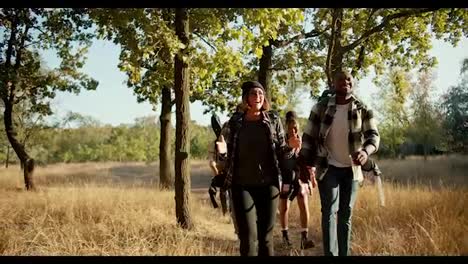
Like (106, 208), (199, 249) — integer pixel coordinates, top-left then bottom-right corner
(318, 166), (359, 256)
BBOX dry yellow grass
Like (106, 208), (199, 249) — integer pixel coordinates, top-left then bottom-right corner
(0, 156), (466, 256)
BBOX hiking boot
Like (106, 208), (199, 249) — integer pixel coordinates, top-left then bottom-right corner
(300, 231), (315, 249)
(281, 230), (292, 247)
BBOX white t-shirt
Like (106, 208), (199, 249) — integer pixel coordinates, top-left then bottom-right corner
(325, 103), (351, 167)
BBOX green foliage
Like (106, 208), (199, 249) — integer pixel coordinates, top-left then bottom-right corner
(406, 70), (444, 156)
(60, 111), (102, 128)
(189, 120), (214, 159)
(90, 8), (249, 114)
(287, 9), (468, 91)
(237, 9), (306, 111)
(0, 114), (216, 164)
(0, 8), (98, 167)
(0, 8), (98, 108)
(90, 8), (468, 117)
(25, 115), (160, 163)
(373, 68), (411, 157)
(237, 8), (304, 58)
(89, 9), (178, 106)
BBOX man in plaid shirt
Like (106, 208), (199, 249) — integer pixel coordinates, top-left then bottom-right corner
(299, 70), (380, 256)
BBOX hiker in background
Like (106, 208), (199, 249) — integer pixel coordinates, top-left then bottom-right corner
(299, 70), (380, 256)
(208, 116), (239, 237)
(208, 115), (229, 215)
(216, 81), (298, 256)
(278, 110), (316, 250)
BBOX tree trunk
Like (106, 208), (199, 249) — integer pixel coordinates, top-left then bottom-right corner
(3, 103), (35, 190)
(159, 86), (173, 189)
(5, 145), (10, 168)
(325, 8), (344, 89)
(1, 10), (34, 190)
(351, 44), (366, 77)
(174, 8), (193, 230)
(258, 43), (273, 101)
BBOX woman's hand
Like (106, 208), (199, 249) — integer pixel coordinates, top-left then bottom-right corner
(288, 134), (301, 149)
(281, 183), (291, 196)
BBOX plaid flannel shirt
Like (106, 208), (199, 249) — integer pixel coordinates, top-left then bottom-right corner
(300, 94), (380, 181)
(220, 111), (293, 191)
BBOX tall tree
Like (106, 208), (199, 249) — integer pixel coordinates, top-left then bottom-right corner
(91, 8), (250, 228)
(173, 8), (192, 229)
(407, 70), (444, 159)
(0, 8), (98, 190)
(90, 9), (177, 189)
(159, 86), (173, 188)
(441, 58), (468, 153)
(0, 99), (47, 167)
(236, 9), (306, 105)
(90, 9), (246, 189)
(374, 68), (411, 158)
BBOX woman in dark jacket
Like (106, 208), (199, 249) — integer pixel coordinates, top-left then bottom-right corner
(216, 81), (299, 256)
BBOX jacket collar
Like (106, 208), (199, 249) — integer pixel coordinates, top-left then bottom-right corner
(233, 111), (270, 124)
(327, 93), (360, 107)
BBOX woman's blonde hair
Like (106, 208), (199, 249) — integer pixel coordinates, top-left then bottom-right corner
(285, 110), (300, 136)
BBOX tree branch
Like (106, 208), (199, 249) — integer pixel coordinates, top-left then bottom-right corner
(351, 9), (380, 76)
(270, 66), (291, 71)
(5, 13), (18, 69)
(31, 24), (47, 37)
(351, 43), (366, 77)
(193, 31), (217, 52)
(10, 22), (30, 104)
(22, 114), (44, 147)
(13, 92), (28, 105)
(23, 40), (42, 49)
(342, 8), (440, 53)
(271, 27), (329, 48)
(212, 79), (239, 85)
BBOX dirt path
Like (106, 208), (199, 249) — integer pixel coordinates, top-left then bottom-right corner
(273, 228), (323, 256)
(194, 186), (323, 256)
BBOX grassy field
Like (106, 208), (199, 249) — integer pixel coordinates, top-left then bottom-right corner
(0, 156), (466, 256)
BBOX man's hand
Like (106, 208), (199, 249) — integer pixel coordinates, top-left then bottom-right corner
(310, 171), (317, 188)
(300, 165), (315, 183)
(352, 149), (368, 166)
(309, 167), (317, 187)
(216, 135), (227, 155)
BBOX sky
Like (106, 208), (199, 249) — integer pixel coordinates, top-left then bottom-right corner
(44, 36), (468, 127)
